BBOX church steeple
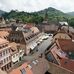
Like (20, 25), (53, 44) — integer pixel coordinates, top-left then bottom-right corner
(45, 9), (48, 20)
(42, 9), (49, 24)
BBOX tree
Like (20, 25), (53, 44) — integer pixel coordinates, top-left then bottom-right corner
(69, 18), (74, 27)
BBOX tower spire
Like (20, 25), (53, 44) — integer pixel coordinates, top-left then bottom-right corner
(45, 9), (48, 20)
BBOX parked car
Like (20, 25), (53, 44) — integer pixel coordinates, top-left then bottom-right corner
(37, 41), (41, 45)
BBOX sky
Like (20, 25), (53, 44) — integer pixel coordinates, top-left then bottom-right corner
(0, 0), (74, 12)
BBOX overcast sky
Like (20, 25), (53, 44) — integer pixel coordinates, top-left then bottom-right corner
(0, 0), (74, 12)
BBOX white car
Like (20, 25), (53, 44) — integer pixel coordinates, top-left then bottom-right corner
(39, 39), (43, 42)
(37, 41), (41, 45)
(43, 35), (49, 40)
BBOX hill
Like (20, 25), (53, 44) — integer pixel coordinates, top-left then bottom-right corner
(67, 12), (74, 16)
(0, 10), (6, 16)
(38, 7), (66, 16)
(37, 7), (69, 22)
(2, 7), (71, 23)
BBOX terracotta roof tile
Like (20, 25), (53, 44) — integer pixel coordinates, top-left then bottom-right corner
(10, 63), (33, 74)
(0, 31), (9, 39)
(30, 27), (39, 33)
(53, 28), (66, 36)
(60, 58), (74, 72)
(9, 42), (18, 55)
(9, 58), (49, 74)
(0, 38), (8, 45)
(57, 39), (74, 52)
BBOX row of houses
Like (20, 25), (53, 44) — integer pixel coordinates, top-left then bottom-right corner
(0, 37), (26, 71)
(45, 24), (74, 74)
(0, 23), (45, 72)
(4, 22), (74, 74)
(1, 21), (74, 74)
(8, 28), (74, 74)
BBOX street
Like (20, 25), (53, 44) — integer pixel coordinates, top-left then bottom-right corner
(10, 36), (53, 71)
(24, 36), (52, 61)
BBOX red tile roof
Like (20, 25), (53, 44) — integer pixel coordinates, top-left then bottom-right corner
(0, 38), (8, 45)
(9, 58), (49, 74)
(60, 58), (74, 72)
(53, 28), (67, 36)
(50, 45), (67, 65)
(50, 39), (74, 72)
(0, 31), (9, 39)
(57, 39), (74, 52)
(9, 42), (18, 55)
(0, 28), (12, 32)
(30, 27), (39, 33)
(10, 63), (33, 74)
